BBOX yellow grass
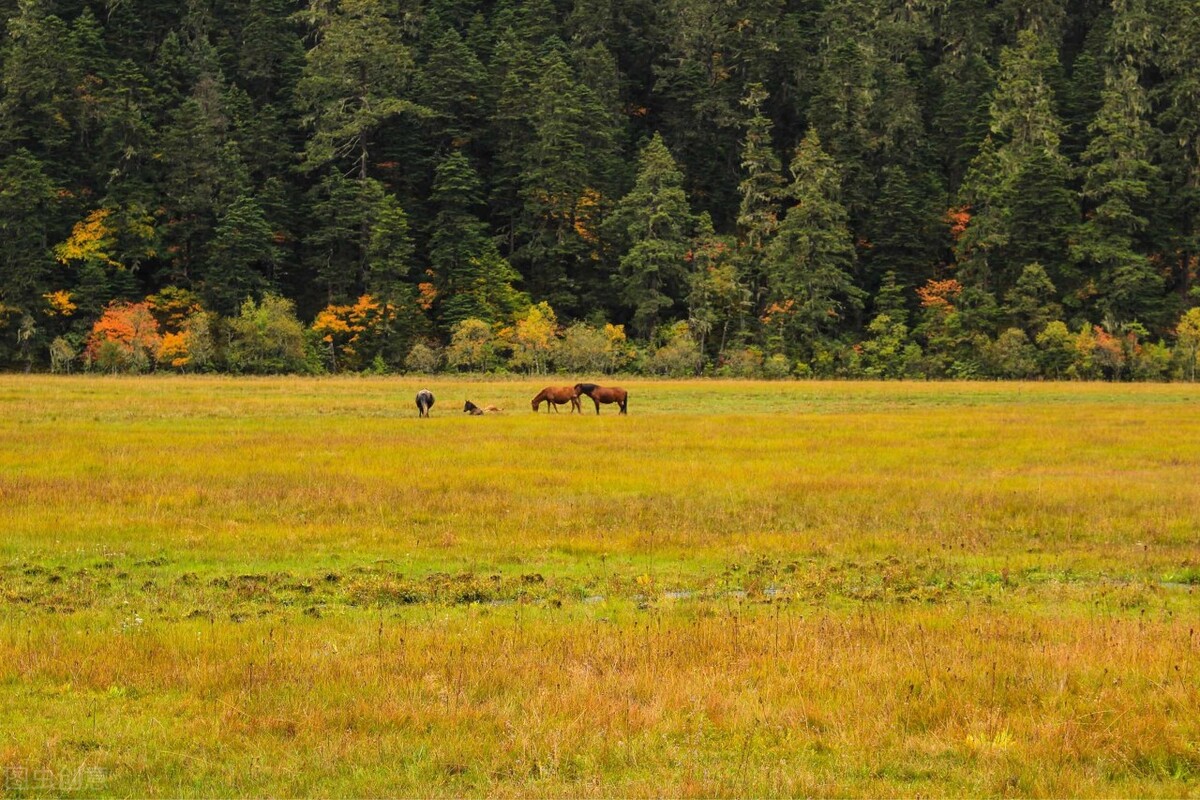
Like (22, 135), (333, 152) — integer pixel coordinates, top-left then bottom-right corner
(1, 376), (1198, 796)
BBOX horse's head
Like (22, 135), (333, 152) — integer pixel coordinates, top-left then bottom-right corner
(463, 400), (476, 413)
(574, 383), (596, 397)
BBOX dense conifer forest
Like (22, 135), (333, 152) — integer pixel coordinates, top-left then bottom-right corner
(2, 0), (1199, 378)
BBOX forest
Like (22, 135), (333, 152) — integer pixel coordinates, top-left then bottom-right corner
(1, 0), (1199, 379)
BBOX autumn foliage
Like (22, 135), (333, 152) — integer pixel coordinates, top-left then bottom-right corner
(311, 295), (396, 371)
(917, 279), (964, 314)
(85, 302), (161, 372)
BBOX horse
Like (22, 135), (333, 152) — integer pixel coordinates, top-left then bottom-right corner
(574, 383), (628, 415)
(463, 400), (502, 415)
(531, 386), (581, 413)
(415, 389), (435, 417)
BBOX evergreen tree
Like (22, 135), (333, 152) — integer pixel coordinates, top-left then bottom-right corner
(417, 26), (488, 152)
(763, 128), (864, 354)
(735, 83), (784, 312)
(429, 150), (504, 327)
(608, 133), (694, 338)
(515, 49), (594, 311)
(203, 193), (276, 315)
(1003, 262), (1062, 335)
(366, 191), (422, 364)
(957, 29), (1077, 296)
(0, 3), (78, 160)
(0, 150), (59, 312)
(295, 0), (424, 180)
(1073, 63), (1163, 324)
(159, 75), (252, 286)
(688, 212), (749, 356)
(488, 28), (539, 255)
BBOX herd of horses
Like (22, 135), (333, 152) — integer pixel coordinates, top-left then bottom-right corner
(414, 383), (629, 417)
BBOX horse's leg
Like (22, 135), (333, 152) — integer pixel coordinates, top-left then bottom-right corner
(593, 397), (600, 415)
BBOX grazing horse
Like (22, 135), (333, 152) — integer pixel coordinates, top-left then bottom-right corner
(574, 383), (628, 415)
(463, 400), (502, 415)
(531, 386), (581, 413)
(415, 389), (435, 417)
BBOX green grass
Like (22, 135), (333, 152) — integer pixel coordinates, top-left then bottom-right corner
(2, 376), (1199, 797)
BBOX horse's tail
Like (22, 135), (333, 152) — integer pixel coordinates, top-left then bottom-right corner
(621, 394), (628, 415)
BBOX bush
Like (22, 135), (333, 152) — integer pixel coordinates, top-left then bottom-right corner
(717, 346), (763, 378)
(226, 294), (311, 374)
(988, 328), (1038, 378)
(1131, 340), (1172, 381)
(506, 302), (558, 374)
(446, 318), (499, 372)
(557, 322), (611, 374)
(48, 337), (76, 374)
(1035, 321), (1073, 379)
(763, 353), (792, 379)
(404, 341), (443, 374)
(84, 302), (161, 373)
(646, 322), (703, 377)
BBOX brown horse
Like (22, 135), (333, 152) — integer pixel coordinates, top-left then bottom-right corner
(531, 386), (581, 413)
(574, 383), (628, 415)
(464, 400), (502, 415)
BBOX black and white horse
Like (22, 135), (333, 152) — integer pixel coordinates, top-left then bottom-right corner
(415, 389), (435, 417)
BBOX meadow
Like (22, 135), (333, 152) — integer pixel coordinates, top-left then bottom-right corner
(1, 376), (1198, 797)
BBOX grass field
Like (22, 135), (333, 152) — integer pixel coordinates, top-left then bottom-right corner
(2, 376), (1199, 797)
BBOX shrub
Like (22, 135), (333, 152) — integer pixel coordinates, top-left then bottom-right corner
(1175, 308), (1200, 381)
(404, 341), (443, 374)
(647, 322), (703, 377)
(48, 336), (76, 374)
(506, 302), (558, 374)
(763, 353), (792, 379)
(226, 294), (310, 374)
(1035, 321), (1073, 379)
(988, 328), (1038, 379)
(557, 322), (611, 374)
(859, 314), (921, 379)
(446, 318), (499, 372)
(84, 302), (161, 373)
(717, 347), (763, 378)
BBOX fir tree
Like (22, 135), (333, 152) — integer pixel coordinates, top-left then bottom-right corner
(1074, 63), (1162, 324)
(763, 128), (864, 354)
(735, 83), (784, 312)
(608, 133), (694, 339)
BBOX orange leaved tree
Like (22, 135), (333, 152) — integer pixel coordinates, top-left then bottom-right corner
(85, 302), (161, 373)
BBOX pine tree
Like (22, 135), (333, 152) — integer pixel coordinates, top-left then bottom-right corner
(1073, 63), (1163, 324)
(735, 83), (784, 311)
(688, 212), (749, 356)
(515, 49), (594, 311)
(0, 3), (78, 158)
(608, 133), (694, 338)
(429, 150), (493, 327)
(1148, 0), (1200, 299)
(203, 194), (276, 315)
(1003, 262), (1062, 335)
(365, 191), (421, 364)
(305, 170), (370, 303)
(763, 128), (864, 354)
(159, 75), (252, 286)
(295, 0), (425, 180)
(957, 29), (1077, 296)
(417, 26), (488, 152)
(488, 28), (539, 255)
(0, 150), (59, 313)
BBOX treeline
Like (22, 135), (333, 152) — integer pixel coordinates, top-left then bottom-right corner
(1, 0), (1199, 380)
